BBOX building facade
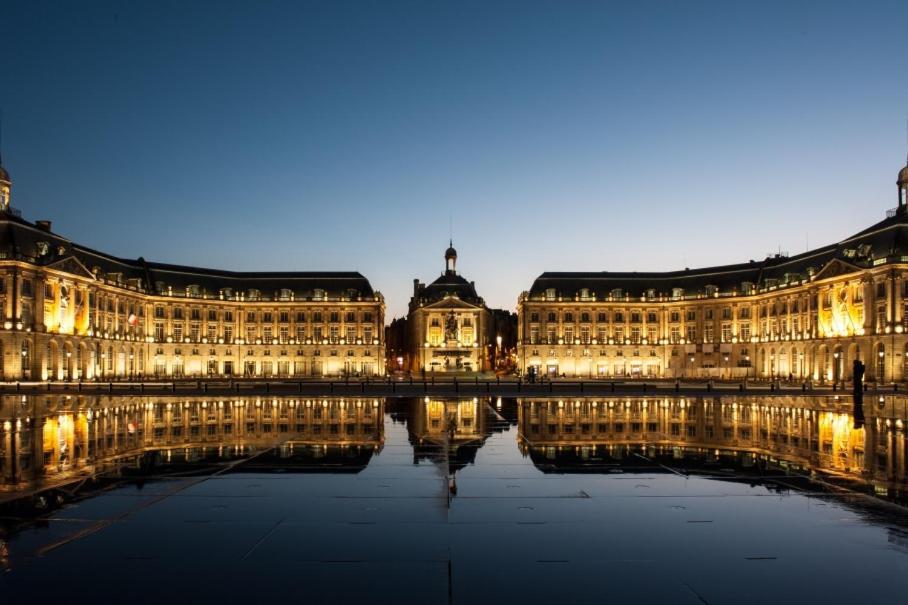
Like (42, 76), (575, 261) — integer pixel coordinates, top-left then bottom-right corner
(407, 244), (491, 373)
(0, 161), (385, 381)
(517, 160), (908, 382)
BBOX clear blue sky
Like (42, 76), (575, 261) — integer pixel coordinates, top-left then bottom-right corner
(2, 0), (907, 319)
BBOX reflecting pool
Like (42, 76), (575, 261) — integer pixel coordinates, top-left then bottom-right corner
(1, 395), (907, 603)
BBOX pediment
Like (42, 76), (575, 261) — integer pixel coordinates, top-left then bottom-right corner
(811, 258), (864, 282)
(422, 296), (483, 311)
(44, 255), (97, 280)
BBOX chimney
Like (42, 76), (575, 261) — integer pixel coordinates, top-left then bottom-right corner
(36, 220), (52, 232)
(413, 278), (420, 297)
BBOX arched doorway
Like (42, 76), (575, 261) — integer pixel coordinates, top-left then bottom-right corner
(48, 340), (60, 381)
(832, 345), (844, 384)
(80, 342), (91, 380)
(64, 341), (76, 380)
(817, 344), (828, 383)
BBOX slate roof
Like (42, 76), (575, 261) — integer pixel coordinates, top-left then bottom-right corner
(0, 212), (376, 300)
(420, 272), (480, 302)
(528, 209), (908, 299)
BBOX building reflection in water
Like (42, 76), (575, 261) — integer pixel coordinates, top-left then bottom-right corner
(3, 393), (907, 504)
(407, 397), (491, 496)
(0, 395), (385, 492)
(517, 396), (908, 503)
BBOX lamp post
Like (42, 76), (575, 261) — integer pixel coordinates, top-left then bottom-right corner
(878, 348), (885, 383)
(496, 335), (502, 371)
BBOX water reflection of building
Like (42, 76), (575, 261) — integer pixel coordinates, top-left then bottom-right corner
(516, 397), (908, 499)
(407, 397), (498, 473)
(0, 396), (385, 490)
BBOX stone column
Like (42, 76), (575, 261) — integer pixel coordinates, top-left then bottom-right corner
(894, 275), (903, 328)
(33, 274), (46, 333)
(3, 272), (12, 322)
(863, 278), (874, 332)
(11, 269), (20, 323)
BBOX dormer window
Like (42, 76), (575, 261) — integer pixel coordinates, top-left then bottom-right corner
(671, 288), (684, 300)
(186, 284), (201, 297)
(610, 288), (623, 299)
(705, 285), (718, 297)
(544, 288), (557, 301)
(741, 282), (754, 295)
(313, 288), (326, 301)
(247, 289), (261, 301)
(579, 288), (591, 301)
(279, 288), (293, 301)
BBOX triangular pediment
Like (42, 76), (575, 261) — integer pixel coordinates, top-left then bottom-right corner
(44, 255), (97, 280)
(422, 296), (483, 311)
(811, 258), (864, 282)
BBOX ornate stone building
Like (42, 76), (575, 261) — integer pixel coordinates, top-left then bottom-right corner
(0, 159), (385, 380)
(517, 159), (908, 382)
(407, 243), (491, 373)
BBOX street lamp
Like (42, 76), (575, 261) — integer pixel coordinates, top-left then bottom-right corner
(495, 335), (503, 370)
(878, 349), (885, 383)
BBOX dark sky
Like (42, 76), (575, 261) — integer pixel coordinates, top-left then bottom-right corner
(2, 0), (908, 318)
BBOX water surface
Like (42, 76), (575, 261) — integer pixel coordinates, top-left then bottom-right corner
(1, 394), (907, 603)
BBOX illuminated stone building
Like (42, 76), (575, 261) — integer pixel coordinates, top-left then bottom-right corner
(0, 160), (385, 380)
(407, 243), (491, 373)
(517, 159), (908, 382)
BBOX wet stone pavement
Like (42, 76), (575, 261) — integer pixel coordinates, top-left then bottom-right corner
(1, 395), (908, 604)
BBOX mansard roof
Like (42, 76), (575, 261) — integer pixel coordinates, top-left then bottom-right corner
(422, 272), (479, 301)
(528, 210), (908, 300)
(0, 213), (376, 300)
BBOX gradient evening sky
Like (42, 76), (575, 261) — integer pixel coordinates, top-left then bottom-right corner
(2, 0), (908, 319)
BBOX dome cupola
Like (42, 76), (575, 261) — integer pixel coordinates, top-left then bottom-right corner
(0, 154), (10, 213)
(898, 159), (908, 213)
(445, 240), (458, 274)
